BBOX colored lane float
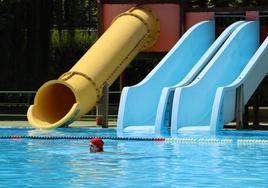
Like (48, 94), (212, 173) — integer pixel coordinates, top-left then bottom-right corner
(3, 135), (268, 144)
(2, 135), (165, 141)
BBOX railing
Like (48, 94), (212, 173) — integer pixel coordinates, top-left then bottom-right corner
(0, 90), (121, 120)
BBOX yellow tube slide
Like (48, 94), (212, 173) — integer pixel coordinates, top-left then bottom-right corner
(27, 7), (160, 129)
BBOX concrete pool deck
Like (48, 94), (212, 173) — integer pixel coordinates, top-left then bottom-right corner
(0, 120), (117, 128)
(0, 120), (268, 130)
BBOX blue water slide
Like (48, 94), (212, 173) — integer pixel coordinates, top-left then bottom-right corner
(117, 21), (215, 135)
(171, 21), (259, 135)
(210, 28), (268, 132)
(155, 21), (244, 135)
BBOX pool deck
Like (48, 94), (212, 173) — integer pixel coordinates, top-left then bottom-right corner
(1, 120), (268, 132)
(0, 120), (117, 128)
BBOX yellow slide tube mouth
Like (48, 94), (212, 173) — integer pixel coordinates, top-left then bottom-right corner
(27, 80), (80, 129)
(27, 6), (160, 129)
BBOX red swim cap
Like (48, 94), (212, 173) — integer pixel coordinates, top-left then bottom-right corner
(90, 138), (104, 149)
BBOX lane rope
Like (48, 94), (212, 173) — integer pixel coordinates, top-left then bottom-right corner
(1, 136), (268, 143)
(0, 135), (165, 141)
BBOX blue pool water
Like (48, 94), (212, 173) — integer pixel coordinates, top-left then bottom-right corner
(1, 128), (268, 187)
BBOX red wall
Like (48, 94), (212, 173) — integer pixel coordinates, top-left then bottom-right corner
(102, 4), (267, 50)
(102, 4), (180, 52)
(246, 11), (259, 21)
(185, 12), (215, 30)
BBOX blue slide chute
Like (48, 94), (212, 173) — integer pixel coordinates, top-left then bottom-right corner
(211, 24), (268, 132)
(117, 21), (215, 135)
(171, 21), (259, 135)
(155, 21), (244, 134)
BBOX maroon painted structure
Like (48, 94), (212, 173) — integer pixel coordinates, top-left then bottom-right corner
(97, 1), (268, 128)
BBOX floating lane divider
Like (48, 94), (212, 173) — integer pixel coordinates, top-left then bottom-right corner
(1, 136), (268, 143)
(165, 138), (233, 143)
(0, 135), (166, 141)
(166, 138), (268, 143)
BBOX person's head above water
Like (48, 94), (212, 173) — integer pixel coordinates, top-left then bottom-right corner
(89, 138), (104, 153)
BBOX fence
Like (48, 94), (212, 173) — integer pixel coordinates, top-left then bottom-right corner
(0, 90), (121, 120)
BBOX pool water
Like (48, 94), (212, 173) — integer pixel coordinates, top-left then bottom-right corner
(1, 128), (268, 187)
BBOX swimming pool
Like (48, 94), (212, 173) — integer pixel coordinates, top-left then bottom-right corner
(1, 127), (268, 187)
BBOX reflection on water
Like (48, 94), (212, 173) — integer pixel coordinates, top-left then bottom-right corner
(1, 128), (268, 187)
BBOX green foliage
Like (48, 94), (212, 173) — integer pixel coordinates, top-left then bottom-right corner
(50, 30), (97, 51)
(188, 0), (268, 8)
(0, 0), (98, 90)
(49, 29), (97, 78)
(48, 0), (98, 79)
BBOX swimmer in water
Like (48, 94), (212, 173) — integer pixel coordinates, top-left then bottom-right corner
(89, 137), (104, 153)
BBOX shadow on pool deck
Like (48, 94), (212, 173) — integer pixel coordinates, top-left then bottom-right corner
(0, 120), (117, 128)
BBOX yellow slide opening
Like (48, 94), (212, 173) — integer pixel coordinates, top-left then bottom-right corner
(27, 7), (160, 129)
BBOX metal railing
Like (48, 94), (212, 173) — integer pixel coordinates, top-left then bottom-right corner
(0, 90), (121, 120)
